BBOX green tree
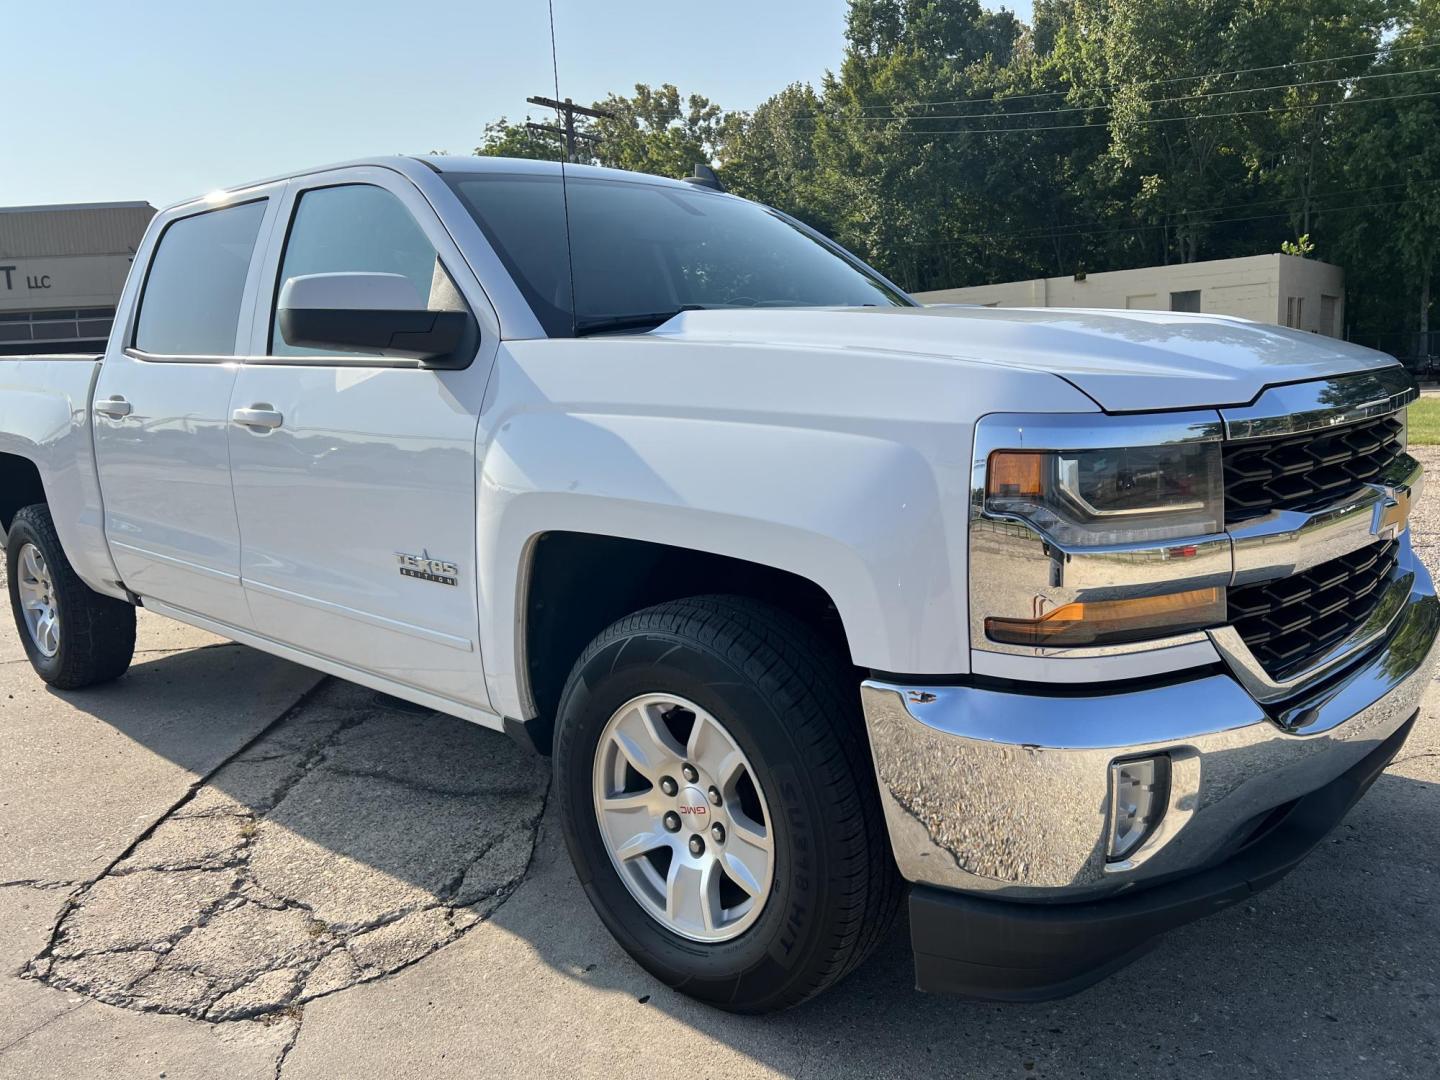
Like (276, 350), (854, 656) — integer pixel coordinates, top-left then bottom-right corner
(1332, 3), (1440, 351)
(474, 116), (568, 161)
(476, 85), (726, 181)
(1235, 0), (1386, 240)
(719, 83), (836, 231)
(463, 0), (1440, 346)
(809, 0), (1027, 289)
(590, 84), (725, 178)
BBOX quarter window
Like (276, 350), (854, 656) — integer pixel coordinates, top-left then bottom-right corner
(270, 184), (463, 358)
(134, 201), (267, 356)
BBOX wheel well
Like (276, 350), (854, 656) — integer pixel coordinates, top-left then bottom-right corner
(0, 454), (46, 533)
(521, 532), (853, 752)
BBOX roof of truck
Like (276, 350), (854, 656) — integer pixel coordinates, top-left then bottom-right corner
(424, 155), (702, 190)
(173, 155), (705, 213)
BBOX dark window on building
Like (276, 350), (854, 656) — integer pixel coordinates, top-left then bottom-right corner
(1170, 290), (1202, 313)
(134, 200), (267, 356)
(1321, 294), (1339, 337)
(0, 308), (117, 346)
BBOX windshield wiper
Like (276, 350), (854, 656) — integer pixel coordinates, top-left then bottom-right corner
(572, 307), (704, 337)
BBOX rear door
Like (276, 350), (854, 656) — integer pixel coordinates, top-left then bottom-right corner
(93, 192), (278, 626)
(226, 167), (496, 709)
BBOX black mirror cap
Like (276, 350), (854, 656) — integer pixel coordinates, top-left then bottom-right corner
(278, 307), (473, 366)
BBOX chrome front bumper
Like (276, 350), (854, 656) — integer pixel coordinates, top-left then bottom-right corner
(860, 556), (1440, 901)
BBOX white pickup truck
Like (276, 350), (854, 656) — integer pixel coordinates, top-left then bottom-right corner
(3, 155), (1435, 1012)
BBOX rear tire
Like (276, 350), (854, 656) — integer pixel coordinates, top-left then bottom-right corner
(553, 594), (901, 1013)
(6, 503), (135, 689)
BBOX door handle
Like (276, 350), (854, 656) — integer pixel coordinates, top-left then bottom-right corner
(94, 395), (132, 419)
(231, 405), (284, 430)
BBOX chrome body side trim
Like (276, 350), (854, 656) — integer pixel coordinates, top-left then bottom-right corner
(241, 577), (475, 652)
(968, 636), (1220, 684)
(1219, 367), (1417, 441)
(1229, 453), (1421, 587)
(860, 556), (1439, 899)
(972, 411), (1226, 453)
(968, 517), (1232, 659)
(107, 540), (242, 585)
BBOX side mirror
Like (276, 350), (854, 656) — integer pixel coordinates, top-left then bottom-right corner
(277, 272), (471, 363)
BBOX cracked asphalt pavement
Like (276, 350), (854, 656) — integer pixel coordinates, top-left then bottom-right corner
(1, 453), (1439, 1079)
(26, 680), (547, 1024)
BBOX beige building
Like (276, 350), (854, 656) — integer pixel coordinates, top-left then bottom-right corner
(914, 253), (1346, 338)
(0, 201), (156, 355)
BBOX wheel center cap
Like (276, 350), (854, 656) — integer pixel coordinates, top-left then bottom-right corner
(677, 786), (711, 831)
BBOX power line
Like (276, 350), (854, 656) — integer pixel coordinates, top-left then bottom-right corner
(810, 65), (1440, 126)
(899, 179), (1440, 248)
(856, 87), (1440, 136)
(525, 95), (615, 163)
(841, 39), (1440, 114)
(903, 191), (1440, 249)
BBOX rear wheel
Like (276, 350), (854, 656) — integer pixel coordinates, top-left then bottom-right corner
(554, 595), (900, 1013)
(6, 504), (135, 689)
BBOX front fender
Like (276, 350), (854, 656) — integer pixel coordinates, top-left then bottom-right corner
(476, 410), (967, 719)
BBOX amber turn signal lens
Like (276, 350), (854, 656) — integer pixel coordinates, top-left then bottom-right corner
(986, 587), (1225, 648)
(987, 451), (1045, 499)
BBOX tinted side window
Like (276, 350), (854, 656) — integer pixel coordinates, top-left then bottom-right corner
(271, 185), (460, 358)
(134, 201), (267, 356)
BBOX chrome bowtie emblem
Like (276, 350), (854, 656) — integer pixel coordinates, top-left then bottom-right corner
(395, 549), (460, 586)
(1369, 484), (1412, 542)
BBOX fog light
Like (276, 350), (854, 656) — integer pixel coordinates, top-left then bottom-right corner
(1107, 755), (1170, 861)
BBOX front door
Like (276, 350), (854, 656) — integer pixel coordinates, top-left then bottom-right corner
(93, 195), (276, 627)
(226, 172), (493, 709)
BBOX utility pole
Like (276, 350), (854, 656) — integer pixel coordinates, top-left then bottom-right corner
(525, 96), (615, 163)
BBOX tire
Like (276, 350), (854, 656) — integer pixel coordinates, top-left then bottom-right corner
(554, 594), (901, 1013)
(6, 503), (135, 689)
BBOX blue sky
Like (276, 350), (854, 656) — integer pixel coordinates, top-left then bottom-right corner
(3, 0), (1032, 208)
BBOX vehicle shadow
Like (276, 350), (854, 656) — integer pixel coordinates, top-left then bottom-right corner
(33, 639), (1440, 1077)
(480, 731), (1440, 1078)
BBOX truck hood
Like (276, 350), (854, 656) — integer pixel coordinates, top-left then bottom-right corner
(649, 305), (1399, 412)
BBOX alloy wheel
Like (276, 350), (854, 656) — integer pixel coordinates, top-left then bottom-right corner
(16, 542), (60, 658)
(592, 694), (775, 942)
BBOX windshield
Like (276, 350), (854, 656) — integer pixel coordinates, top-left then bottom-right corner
(445, 172), (912, 336)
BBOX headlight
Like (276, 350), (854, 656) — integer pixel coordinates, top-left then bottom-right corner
(973, 421), (1229, 651)
(985, 441), (1223, 546)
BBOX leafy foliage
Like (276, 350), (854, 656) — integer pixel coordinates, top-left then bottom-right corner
(473, 0), (1440, 349)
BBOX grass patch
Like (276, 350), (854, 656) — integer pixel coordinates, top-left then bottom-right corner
(1409, 397), (1440, 445)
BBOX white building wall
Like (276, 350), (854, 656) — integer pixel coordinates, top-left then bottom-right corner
(914, 254), (1346, 338)
(0, 254), (137, 313)
(0, 201), (155, 353)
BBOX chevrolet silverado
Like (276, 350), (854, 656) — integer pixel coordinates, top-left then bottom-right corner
(2, 155), (1433, 1011)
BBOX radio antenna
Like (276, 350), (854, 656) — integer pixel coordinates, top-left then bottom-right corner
(545, 0), (578, 336)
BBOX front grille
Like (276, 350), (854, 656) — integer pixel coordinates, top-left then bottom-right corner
(1228, 538), (1400, 679)
(1223, 413), (1406, 525)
